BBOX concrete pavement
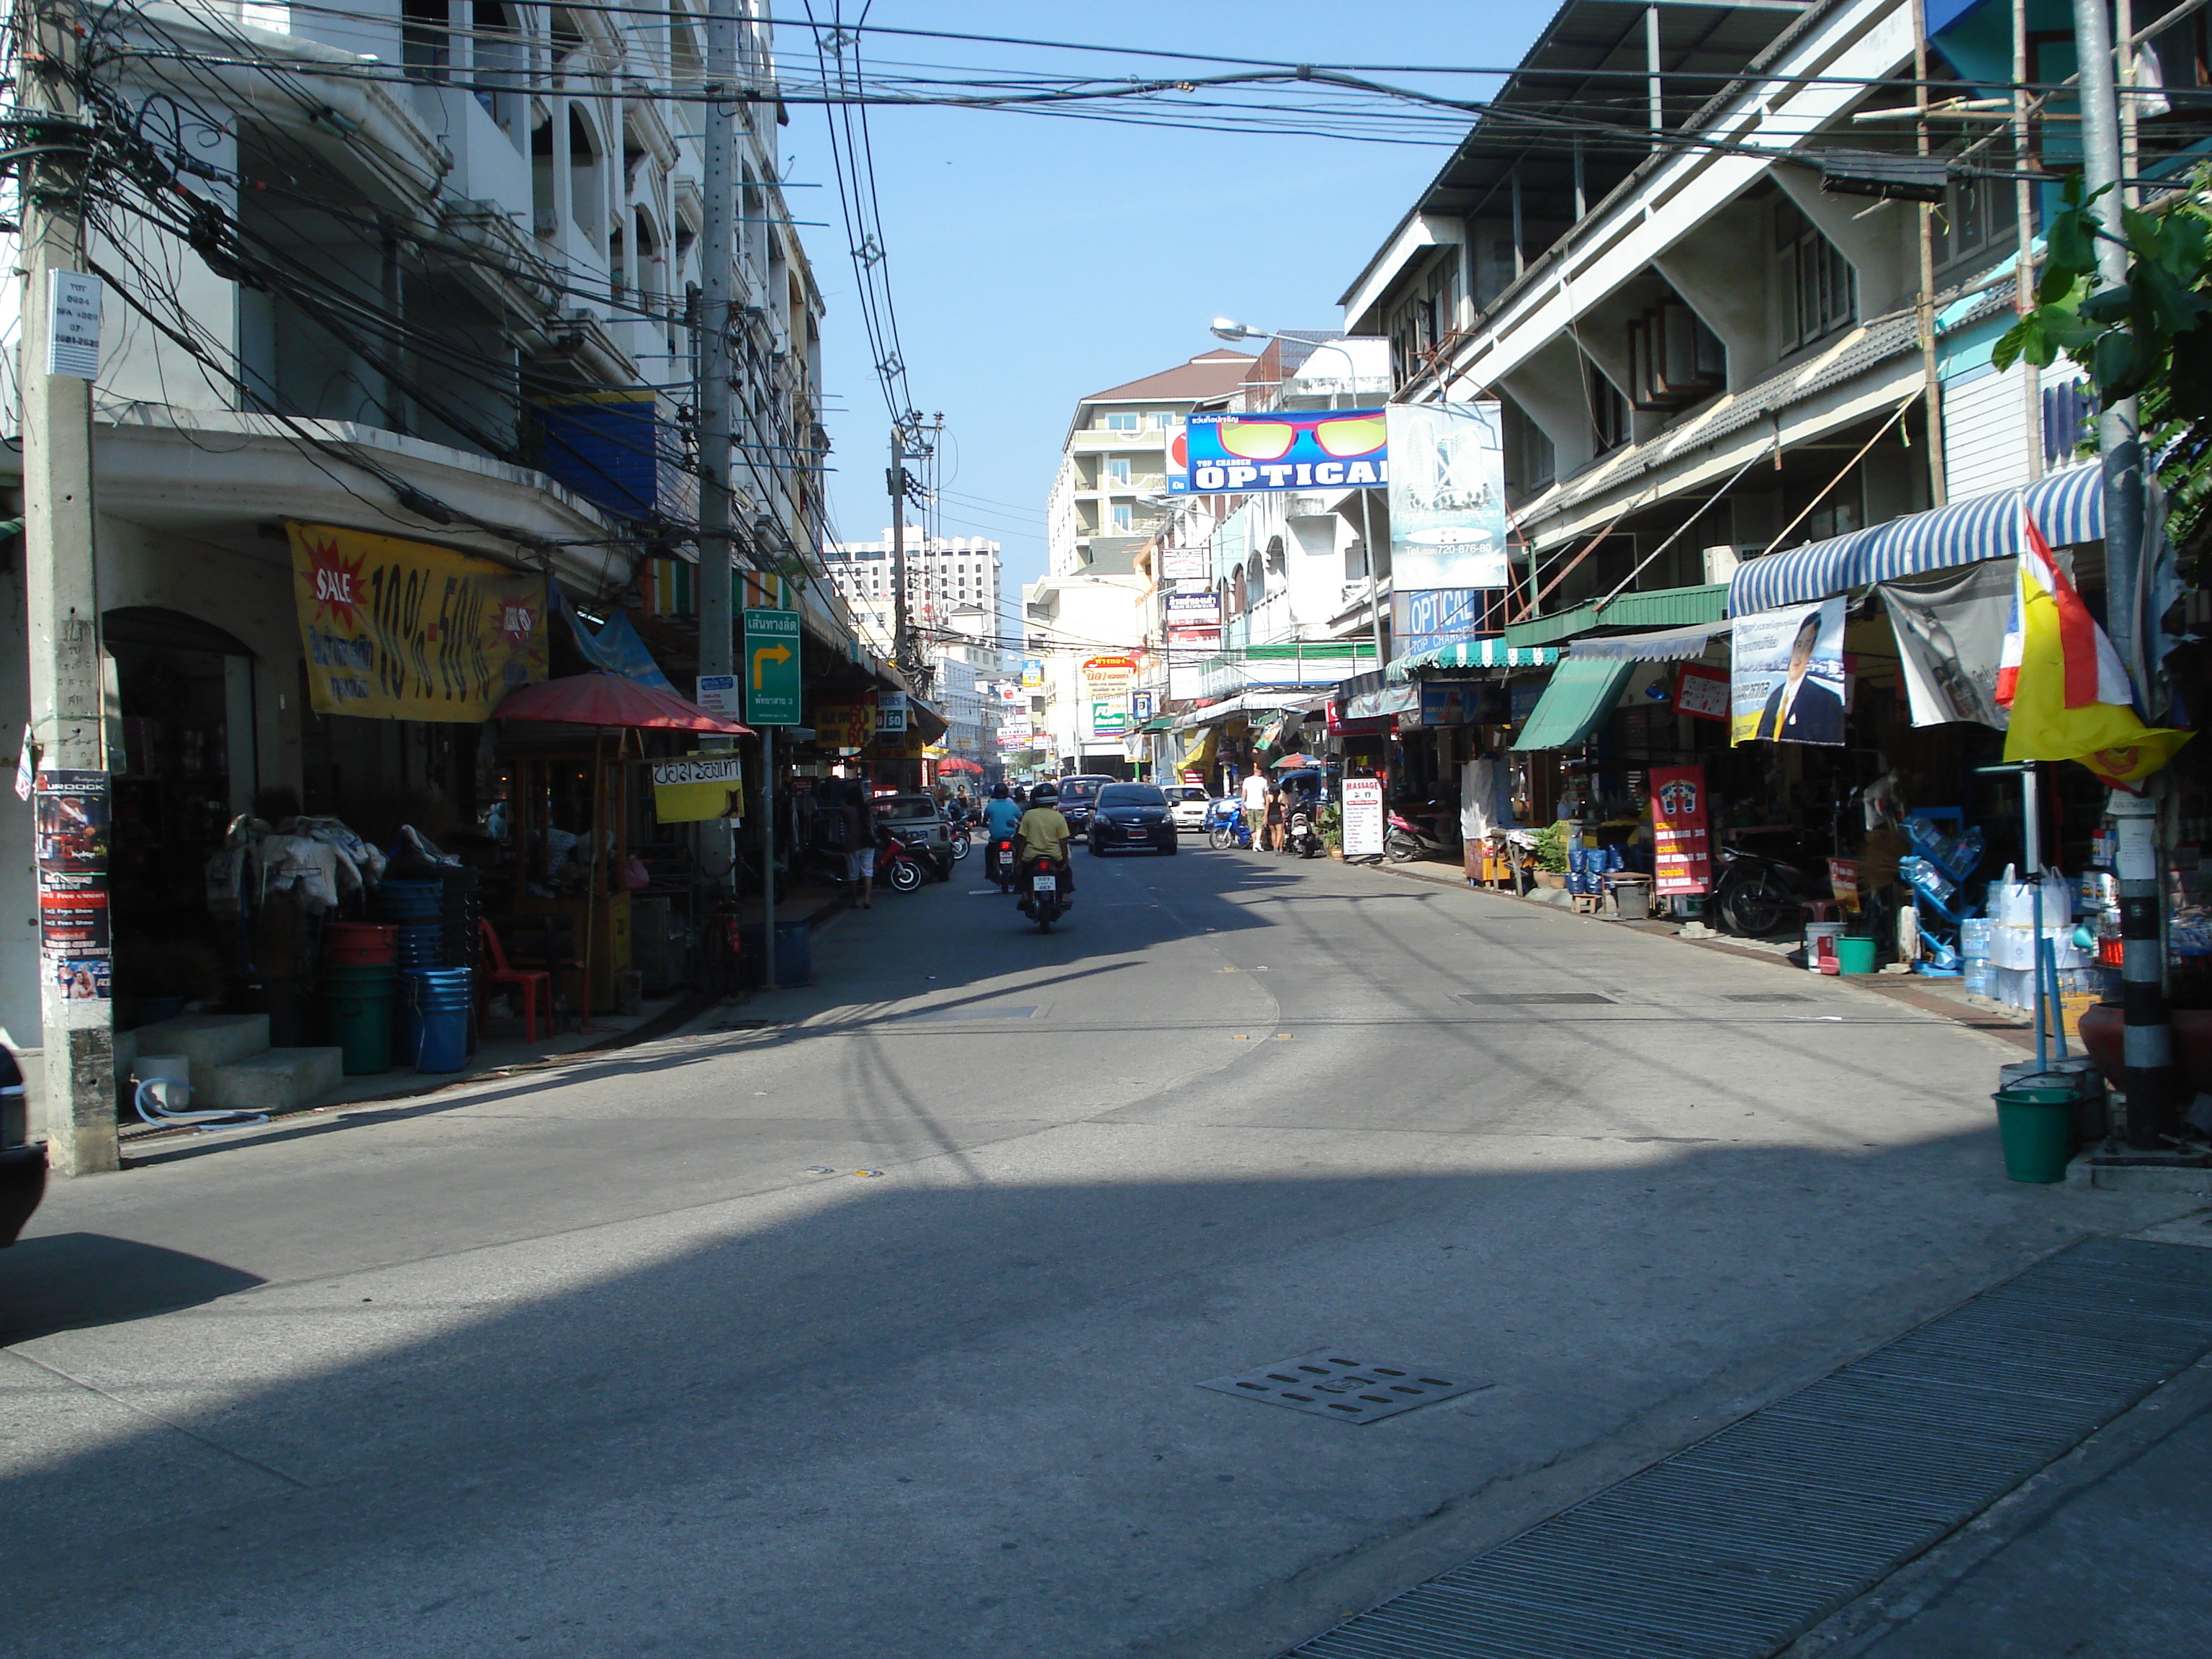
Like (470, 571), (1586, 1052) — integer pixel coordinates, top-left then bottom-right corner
(1, 841), (2200, 1658)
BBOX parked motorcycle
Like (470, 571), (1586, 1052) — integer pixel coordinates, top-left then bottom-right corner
(879, 832), (930, 894)
(1284, 804), (1324, 859)
(1385, 800), (1455, 863)
(1205, 798), (1253, 851)
(985, 833), (1018, 892)
(1018, 854), (1069, 932)
(1710, 842), (1817, 936)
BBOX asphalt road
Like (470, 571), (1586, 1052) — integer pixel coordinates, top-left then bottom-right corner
(0, 841), (2191, 1658)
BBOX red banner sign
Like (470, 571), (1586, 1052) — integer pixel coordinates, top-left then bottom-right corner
(1650, 763), (1712, 896)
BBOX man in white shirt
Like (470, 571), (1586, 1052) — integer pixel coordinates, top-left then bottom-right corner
(1238, 770), (1272, 848)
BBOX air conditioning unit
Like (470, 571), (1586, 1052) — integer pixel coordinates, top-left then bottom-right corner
(1702, 544), (1751, 585)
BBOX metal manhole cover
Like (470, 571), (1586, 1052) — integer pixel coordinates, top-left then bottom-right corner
(1200, 1351), (1490, 1424)
(887, 1004), (1042, 1022)
(1457, 992), (1615, 1006)
(1722, 992), (1812, 1003)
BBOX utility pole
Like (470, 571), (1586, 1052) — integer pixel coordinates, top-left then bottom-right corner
(19, 0), (117, 1174)
(888, 422), (909, 669)
(696, 0), (741, 940)
(2074, 0), (2175, 1153)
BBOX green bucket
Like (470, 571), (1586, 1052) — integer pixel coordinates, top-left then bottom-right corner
(325, 990), (394, 1075)
(1992, 1085), (2078, 1183)
(1835, 935), (1879, 975)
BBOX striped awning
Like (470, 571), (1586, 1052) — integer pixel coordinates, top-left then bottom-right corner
(1727, 462), (2102, 616)
(1567, 623), (1717, 663)
(1393, 637), (1561, 675)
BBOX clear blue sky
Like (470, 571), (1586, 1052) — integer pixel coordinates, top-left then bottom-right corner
(786, 2), (1537, 611)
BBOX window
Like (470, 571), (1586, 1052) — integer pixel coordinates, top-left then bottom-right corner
(1105, 458), (1131, 485)
(1588, 365), (1631, 454)
(1933, 169), (2018, 274)
(1146, 411), (1174, 429)
(1625, 300), (1725, 410)
(1102, 412), (1140, 433)
(1777, 199), (1855, 349)
(1501, 397), (1554, 500)
(1111, 503), (1134, 531)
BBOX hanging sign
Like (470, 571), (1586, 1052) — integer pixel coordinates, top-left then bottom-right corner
(694, 675), (740, 717)
(46, 271), (102, 379)
(35, 770), (112, 1004)
(1676, 663), (1730, 722)
(1650, 764), (1712, 896)
(651, 754), (745, 823)
(876, 690), (909, 734)
(1731, 600), (1846, 747)
(814, 698), (875, 750)
(1169, 410), (1388, 494)
(290, 522), (546, 721)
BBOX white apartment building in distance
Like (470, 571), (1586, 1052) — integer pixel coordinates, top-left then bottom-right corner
(824, 528), (1005, 658)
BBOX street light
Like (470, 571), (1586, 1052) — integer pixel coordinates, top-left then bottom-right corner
(1202, 318), (1385, 671)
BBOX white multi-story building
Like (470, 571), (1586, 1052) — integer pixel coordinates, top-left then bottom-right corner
(824, 527), (1004, 658)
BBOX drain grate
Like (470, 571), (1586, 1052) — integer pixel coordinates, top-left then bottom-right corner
(1200, 1351), (1490, 1424)
(1722, 992), (1812, 1003)
(1457, 992), (1616, 1007)
(1279, 1238), (2212, 1657)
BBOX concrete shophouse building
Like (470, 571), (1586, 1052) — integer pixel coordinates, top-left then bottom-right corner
(0, 0), (884, 1105)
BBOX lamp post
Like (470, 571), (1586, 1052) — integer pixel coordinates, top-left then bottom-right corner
(1206, 320), (1385, 673)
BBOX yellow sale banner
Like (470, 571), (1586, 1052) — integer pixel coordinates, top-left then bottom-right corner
(291, 521), (547, 721)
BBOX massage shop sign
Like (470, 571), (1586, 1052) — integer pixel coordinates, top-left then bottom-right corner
(292, 522), (548, 720)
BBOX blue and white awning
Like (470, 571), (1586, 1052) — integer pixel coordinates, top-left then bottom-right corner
(1727, 462), (2102, 616)
(1391, 637), (1560, 675)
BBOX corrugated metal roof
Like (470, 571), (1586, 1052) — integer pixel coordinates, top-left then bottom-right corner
(1503, 583), (1730, 648)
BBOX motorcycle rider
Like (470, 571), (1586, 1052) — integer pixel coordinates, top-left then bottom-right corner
(981, 782), (1023, 882)
(1015, 783), (1074, 905)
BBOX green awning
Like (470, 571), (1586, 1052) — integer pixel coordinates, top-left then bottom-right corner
(1510, 657), (1635, 752)
(1503, 583), (1730, 650)
(1133, 714), (1176, 733)
(1394, 639), (1560, 675)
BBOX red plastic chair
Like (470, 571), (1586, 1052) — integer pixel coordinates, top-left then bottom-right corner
(477, 918), (552, 1043)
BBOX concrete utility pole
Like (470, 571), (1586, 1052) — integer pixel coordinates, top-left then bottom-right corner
(2074, 0), (2174, 1151)
(19, 0), (117, 1175)
(696, 0), (740, 917)
(888, 423), (909, 668)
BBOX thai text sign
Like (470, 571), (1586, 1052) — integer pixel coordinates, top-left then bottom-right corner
(291, 521), (545, 721)
(1169, 410), (1388, 494)
(742, 608), (801, 725)
(1165, 590), (1222, 625)
(651, 754), (744, 823)
(814, 698), (874, 750)
(1650, 763), (1712, 896)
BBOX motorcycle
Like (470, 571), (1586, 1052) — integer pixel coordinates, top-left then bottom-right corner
(942, 805), (972, 862)
(1385, 801), (1455, 863)
(1284, 802), (1325, 859)
(1710, 842), (1817, 936)
(986, 833), (1019, 893)
(1205, 798), (1254, 851)
(1018, 854), (1069, 932)
(879, 831), (930, 894)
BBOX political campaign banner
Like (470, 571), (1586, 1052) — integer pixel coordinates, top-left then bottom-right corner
(1731, 599), (1847, 747)
(291, 521), (545, 721)
(1386, 400), (1510, 592)
(1168, 409), (1388, 495)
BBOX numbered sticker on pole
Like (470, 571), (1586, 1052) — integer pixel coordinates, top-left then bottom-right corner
(742, 608), (801, 725)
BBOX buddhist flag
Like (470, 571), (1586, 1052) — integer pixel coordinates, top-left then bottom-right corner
(1995, 508), (2190, 787)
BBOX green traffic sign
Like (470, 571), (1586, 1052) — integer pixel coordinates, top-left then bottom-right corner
(742, 608), (801, 725)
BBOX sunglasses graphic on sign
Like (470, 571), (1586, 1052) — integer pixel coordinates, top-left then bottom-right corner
(1173, 409), (1391, 493)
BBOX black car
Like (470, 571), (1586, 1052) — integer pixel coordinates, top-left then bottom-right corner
(1087, 783), (1178, 856)
(1053, 775), (1118, 834)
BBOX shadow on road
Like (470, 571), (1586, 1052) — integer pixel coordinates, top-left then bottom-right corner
(0, 1232), (265, 1344)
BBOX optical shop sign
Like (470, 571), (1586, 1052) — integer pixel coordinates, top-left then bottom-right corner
(292, 522), (547, 721)
(1168, 410), (1388, 494)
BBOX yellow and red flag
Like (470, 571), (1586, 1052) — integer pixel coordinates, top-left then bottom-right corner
(1995, 509), (2190, 788)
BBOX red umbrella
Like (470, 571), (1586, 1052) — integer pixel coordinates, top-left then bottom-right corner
(1270, 753), (1318, 769)
(492, 671), (752, 733)
(938, 757), (983, 773)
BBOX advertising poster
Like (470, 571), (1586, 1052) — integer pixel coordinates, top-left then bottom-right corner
(1385, 400), (1510, 591)
(1880, 562), (2014, 729)
(1342, 778), (1386, 858)
(1169, 409), (1388, 495)
(35, 769), (112, 1001)
(1082, 653), (1135, 739)
(1676, 664), (1730, 722)
(1649, 764), (1712, 896)
(1020, 657), (1045, 689)
(289, 521), (546, 721)
(1730, 599), (1847, 747)
(1392, 588), (1482, 662)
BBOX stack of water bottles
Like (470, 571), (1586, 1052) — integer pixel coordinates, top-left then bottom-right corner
(1960, 915), (1995, 998)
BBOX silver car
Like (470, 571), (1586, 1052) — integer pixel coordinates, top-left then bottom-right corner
(873, 792), (955, 878)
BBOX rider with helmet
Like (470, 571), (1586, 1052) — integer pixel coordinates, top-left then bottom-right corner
(1015, 783), (1074, 903)
(981, 783), (1023, 884)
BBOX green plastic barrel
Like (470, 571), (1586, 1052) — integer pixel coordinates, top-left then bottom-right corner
(1835, 935), (1879, 975)
(1992, 1084), (2077, 1183)
(325, 970), (396, 1075)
